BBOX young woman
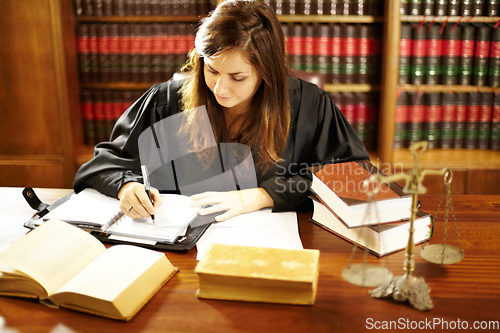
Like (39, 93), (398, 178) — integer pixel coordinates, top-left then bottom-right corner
(73, 0), (368, 222)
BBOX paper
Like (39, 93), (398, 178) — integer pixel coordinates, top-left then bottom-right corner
(107, 195), (199, 243)
(195, 209), (303, 260)
(42, 189), (199, 243)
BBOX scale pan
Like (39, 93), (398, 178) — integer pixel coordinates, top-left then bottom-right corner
(420, 244), (464, 265)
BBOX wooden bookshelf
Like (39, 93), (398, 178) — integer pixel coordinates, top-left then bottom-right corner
(278, 15), (383, 23)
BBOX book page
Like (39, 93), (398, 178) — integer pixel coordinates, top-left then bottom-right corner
(107, 194), (200, 243)
(53, 245), (167, 302)
(195, 209), (302, 260)
(43, 189), (122, 227)
(0, 219), (105, 297)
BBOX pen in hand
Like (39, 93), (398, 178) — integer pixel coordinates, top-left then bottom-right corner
(141, 165), (156, 225)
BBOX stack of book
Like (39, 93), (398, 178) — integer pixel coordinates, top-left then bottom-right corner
(309, 161), (433, 257)
(268, 0), (384, 15)
(401, 0), (499, 16)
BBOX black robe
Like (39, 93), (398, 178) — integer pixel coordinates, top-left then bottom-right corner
(73, 76), (369, 211)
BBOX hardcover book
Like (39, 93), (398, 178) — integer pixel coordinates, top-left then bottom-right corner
(195, 244), (320, 305)
(310, 161), (412, 228)
(311, 199), (433, 257)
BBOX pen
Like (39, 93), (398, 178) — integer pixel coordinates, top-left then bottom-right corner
(141, 165), (156, 225)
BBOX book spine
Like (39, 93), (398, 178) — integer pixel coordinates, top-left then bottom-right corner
(141, 23), (153, 83)
(492, 93), (500, 150)
(395, 92), (410, 148)
(361, 92), (378, 150)
(367, 25), (381, 84)
(151, 23), (164, 83)
(424, 93), (442, 148)
(448, 0), (461, 14)
(453, 93), (467, 148)
(76, 24), (91, 84)
(461, 0), (473, 15)
(129, 23), (142, 83)
(108, 23), (121, 82)
(304, 24), (315, 72)
(398, 23), (412, 84)
(441, 24), (461, 86)
(435, 0), (449, 15)
(81, 89), (96, 146)
(473, 26), (491, 87)
(472, 0), (484, 14)
(97, 23), (111, 83)
(331, 24), (342, 84)
(478, 92), (493, 149)
(316, 24), (332, 82)
(440, 92), (456, 149)
(289, 24), (304, 71)
(88, 23), (100, 83)
(459, 25), (475, 86)
(103, 90), (114, 139)
(423, 0), (436, 14)
(93, 90), (107, 143)
(426, 24), (442, 85)
(409, 0), (422, 15)
(118, 23), (131, 82)
(409, 92), (425, 143)
(343, 24), (357, 84)
(465, 92), (480, 149)
(410, 24), (427, 85)
(357, 25), (367, 84)
(401, 0), (410, 14)
(487, 0), (500, 15)
(489, 27), (500, 87)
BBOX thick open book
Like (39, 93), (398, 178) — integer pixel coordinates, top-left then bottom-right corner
(0, 219), (177, 321)
(195, 244), (319, 305)
(42, 188), (200, 244)
(311, 200), (433, 257)
(310, 161), (412, 228)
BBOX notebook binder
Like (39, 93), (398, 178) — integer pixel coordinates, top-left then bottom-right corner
(22, 187), (213, 253)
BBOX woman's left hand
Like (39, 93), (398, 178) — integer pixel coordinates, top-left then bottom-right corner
(190, 188), (274, 222)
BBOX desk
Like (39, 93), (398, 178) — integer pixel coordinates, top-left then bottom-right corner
(0, 188), (499, 332)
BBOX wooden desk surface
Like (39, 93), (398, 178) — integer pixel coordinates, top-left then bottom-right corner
(0, 188), (499, 332)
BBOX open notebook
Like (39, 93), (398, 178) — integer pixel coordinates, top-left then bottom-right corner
(42, 189), (200, 244)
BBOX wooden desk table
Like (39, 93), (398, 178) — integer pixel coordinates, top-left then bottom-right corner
(0, 188), (499, 332)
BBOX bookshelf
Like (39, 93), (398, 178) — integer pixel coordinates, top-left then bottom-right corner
(377, 0), (500, 194)
(1, 0), (498, 194)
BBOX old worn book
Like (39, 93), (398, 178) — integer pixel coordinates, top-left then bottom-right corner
(310, 161), (412, 228)
(311, 199), (433, 257)
(0, 219), (177, 321)
(195, 244), (319, 305)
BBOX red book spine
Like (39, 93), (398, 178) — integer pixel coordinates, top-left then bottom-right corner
(76, 24), (91, 84)
(108, 23), (120, 82)
(88, 23), (100, 82)
(441, 24), (462, 86)
(440, 92), (456, 149)
(129, 23), (143, 82)
(151, 23), (163, 83)
(289, 24), (304, 71)
(163, 23), (176, 81)
(141, 23), (153, 83)
(316, 24), (331, 82)
(112, 90), (124, 120)
(453, 93), (467, 149)
(492, 93), (500, 150)
(118, 23), (131, 82)
(478, 93), (493, 149)
(459, 25), (475, 86)
(331, 24), (342, 84)
(97, 23), (111, 83)
(81, 89), (95, 146)
(93, 90), (106, 143)
(426, 24), (443, 85)
(409, 92), (425, 143)
(395, 92), (410, 148)
(103, 90), (115, 140)
(303, 24), (315, 72)
(465, 92), (480, 149)
(424, 93), (442, 148)
(410, 24), (427, 85)
(473, 26), (491, 86)
(341, 92), (356, 125)
(399, 24), (412, 85)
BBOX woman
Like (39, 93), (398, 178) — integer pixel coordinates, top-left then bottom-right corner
(73, 0), (368, 222)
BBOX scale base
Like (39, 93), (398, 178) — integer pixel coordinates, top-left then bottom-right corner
(420, 244), (464, 265)
(369, 274), (433, 311)
(342, 263), (393, 287)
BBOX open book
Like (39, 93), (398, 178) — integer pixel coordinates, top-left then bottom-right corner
(42, 188), (201, 244)
(0, 219), (177, 321)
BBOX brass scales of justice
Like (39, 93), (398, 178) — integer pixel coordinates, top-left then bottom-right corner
(341, 141), (465, 311)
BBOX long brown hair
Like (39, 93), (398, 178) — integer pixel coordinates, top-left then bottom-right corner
(180, 0), (290, 169)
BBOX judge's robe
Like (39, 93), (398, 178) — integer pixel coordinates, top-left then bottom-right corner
(73, 76), (369, 212)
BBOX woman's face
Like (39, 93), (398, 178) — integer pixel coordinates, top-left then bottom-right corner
(203, 49), (262, 114)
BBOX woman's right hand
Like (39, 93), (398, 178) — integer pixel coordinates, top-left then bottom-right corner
(117, 182), (163, 219)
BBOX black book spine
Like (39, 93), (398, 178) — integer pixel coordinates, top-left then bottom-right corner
(424, 93), (442, 149)
(399, 24), (412, 85)
(395, 92), (410, 149)
(473, 26), (491, 87)
(465, 92), (480, 149)
(426, 24), (442, 85)
(489, 27), (500, 87)
(453, 93), (467, 149)
(459, 25), (475, 86)
(441, 92), (456, 149)
(410, 24), (426, 85)
(478, 93), (493, 149)
(441, 24), (462, 86)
